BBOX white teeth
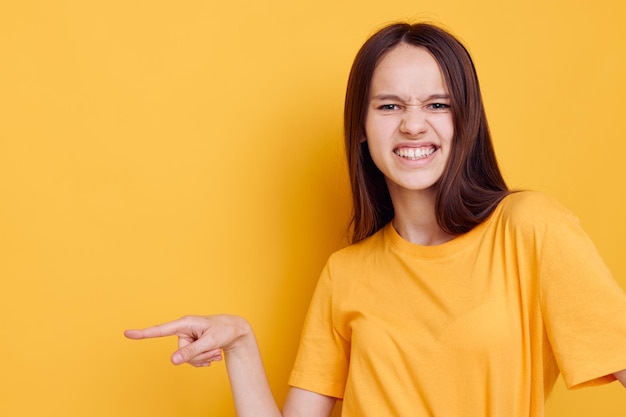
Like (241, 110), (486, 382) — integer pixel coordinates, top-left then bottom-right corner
(394, 146), (436, 160)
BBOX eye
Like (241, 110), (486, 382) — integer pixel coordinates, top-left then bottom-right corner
(426, 103), (451, 111)
(378, 104), (401, 111)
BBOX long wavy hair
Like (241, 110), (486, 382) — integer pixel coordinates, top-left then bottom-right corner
(344, 22), (510, 243)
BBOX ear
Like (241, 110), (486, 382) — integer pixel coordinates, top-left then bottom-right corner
(359, 134), (367, 143)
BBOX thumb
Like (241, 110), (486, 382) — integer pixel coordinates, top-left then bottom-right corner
(171, 339), (207, 365)
(171, 350), (186, 365)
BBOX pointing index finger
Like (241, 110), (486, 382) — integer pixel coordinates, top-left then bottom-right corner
(124, 318), (190, 340)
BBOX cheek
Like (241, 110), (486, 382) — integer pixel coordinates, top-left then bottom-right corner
(433, 115), (454, 145)
(365, 115), (396, 138)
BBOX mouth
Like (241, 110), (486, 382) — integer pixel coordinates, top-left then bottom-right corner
(393, 146), (437, 160)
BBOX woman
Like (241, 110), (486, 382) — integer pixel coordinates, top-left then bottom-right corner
(125, 22), (626, 416)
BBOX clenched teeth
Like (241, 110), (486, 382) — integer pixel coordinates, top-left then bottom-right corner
(394, 146), (437, 160)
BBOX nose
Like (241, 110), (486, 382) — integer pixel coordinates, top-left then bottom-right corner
(400, 107), (428, 137)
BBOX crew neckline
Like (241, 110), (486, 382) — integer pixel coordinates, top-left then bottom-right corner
(385, 197), (507, 259)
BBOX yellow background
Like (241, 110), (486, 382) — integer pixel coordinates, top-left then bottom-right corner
(1, 0), (625, 416)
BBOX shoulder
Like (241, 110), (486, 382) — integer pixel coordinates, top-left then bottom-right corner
(487, 191), (584, 245)
(325, 226), (388, 273)
(496, 190), (575, 228)
(487, 191), (588, 260)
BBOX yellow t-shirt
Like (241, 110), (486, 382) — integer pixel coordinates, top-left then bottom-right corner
(289, 191), (626, 416)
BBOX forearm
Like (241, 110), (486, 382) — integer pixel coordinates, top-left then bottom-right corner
(224, 319), (282, 417)
(126, 314), (336, 417)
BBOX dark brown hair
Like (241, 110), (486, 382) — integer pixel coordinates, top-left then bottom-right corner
(344, 22), (510, 243)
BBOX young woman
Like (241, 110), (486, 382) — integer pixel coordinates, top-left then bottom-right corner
(125, 22), (626, 416)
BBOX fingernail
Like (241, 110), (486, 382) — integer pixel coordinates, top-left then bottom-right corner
(172, 353), (183, 364)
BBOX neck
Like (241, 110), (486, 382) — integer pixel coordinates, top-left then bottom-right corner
(388, 186), (456, 246)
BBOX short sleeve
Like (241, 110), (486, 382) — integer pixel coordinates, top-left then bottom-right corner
(288, 260), (350, 398)
(540, 210), (626, 389)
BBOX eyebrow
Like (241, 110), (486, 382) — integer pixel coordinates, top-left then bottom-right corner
(370, 93), (451, 102)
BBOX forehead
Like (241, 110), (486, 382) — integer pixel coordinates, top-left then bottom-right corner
(370, 44), (447, 96)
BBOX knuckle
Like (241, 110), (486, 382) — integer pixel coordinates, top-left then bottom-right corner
(179, 345), (198, 361)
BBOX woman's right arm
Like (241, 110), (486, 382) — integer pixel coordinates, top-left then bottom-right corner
(124, 315), (336, 417)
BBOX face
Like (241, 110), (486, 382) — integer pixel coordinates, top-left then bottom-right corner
(364, 43), (453, 197)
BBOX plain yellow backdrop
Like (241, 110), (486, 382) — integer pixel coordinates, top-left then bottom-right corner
(1, 0), (625, 416)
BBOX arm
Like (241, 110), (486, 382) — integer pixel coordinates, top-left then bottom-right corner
(283, 387), (336, 417)
(125, 315), (336, 417)
(218, 318), (337, 416)
(614, 370), (626, 388)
